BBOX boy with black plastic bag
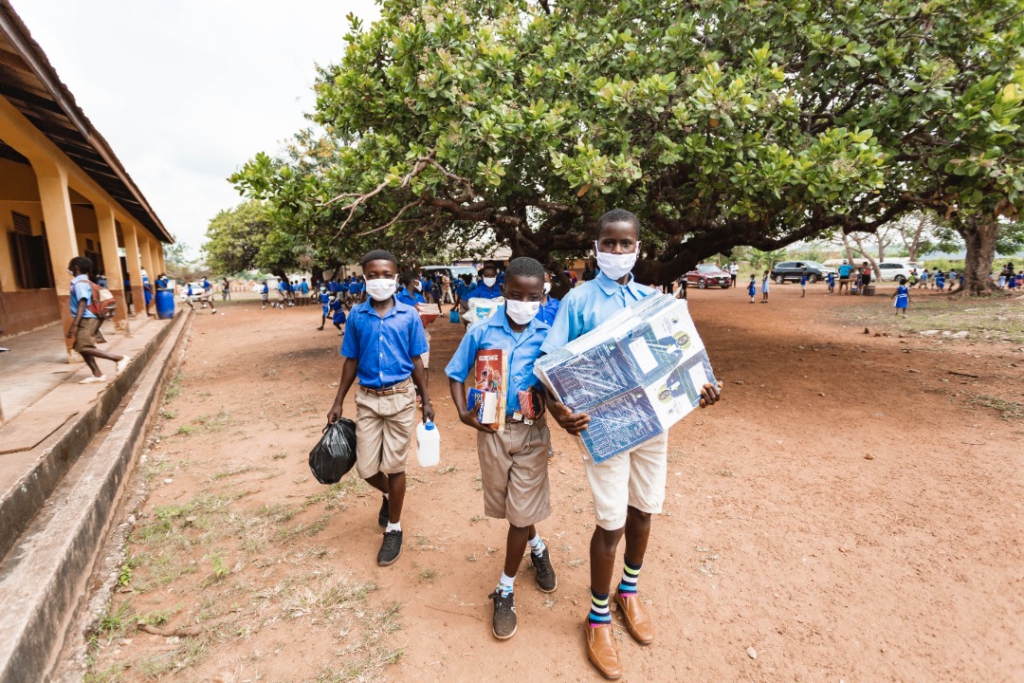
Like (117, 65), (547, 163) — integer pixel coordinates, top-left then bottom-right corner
(445, 257), (557, 640)
(326, 249), (433, 566)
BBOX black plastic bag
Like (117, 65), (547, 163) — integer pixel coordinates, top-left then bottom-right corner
(308, 418), (357, 484)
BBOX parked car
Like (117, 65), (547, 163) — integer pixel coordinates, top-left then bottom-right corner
(685, 263), (732, 289)
(770, 261), (828, 283)
(876, 261), (926, 282)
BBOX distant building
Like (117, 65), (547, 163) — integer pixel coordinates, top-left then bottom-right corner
(0, 1), (171, 340)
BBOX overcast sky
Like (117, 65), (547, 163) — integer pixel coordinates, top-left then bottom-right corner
(15, 0), (381, 256)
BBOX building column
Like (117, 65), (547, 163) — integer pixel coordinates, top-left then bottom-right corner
(96, 204), (130, 333)
(34, 160), (78, 358)
(139, 234), (156, 316)
(122, 222), (144, 322)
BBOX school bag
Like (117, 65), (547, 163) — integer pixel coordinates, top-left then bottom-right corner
(449, 309), (460, 323)
(84, 280), (118, 319)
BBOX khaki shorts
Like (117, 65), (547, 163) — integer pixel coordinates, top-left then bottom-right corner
(584, 432), (668, 530)
(477, 420), (552, 528)
(73, 318), (101, 352)
(354, 383), (416, 479)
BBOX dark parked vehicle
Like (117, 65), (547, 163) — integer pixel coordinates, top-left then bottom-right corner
(685, 264), (732, 289)
(770, 261), (828, 284)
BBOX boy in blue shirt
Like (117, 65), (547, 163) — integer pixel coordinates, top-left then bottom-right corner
(260, 280), (269, 309)
(542, 210), (722, 680)
(330, 295), (346, 335)
(327, 250), (433, 566)
(317, 285), (331, 330)
(66, 257), (128, 383)
(446, 257), (557, 640)
(826, 271), (835, 294)
(800, 268), (809, 298)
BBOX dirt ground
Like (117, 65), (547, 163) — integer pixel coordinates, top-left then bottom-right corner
(84, 283), (1024, 683)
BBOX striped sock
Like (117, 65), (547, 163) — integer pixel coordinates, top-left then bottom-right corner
(588, 590), (611, 627)
(618, 558), (642, 595)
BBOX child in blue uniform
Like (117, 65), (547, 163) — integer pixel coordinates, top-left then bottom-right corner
(826, 271), (835, 294)
(892, 278), (910, 316)
(799, 268), (809, 298)
(935, 271), (946, 291)
(317, 286), (331, 330)
(761, 270), (770, 303)
(445, 257), (557, 640)
(747, 274), (756, 303)
(261, 281), (269, 309)
(326, 249), (433, 567)
(330, 296), (346, 335)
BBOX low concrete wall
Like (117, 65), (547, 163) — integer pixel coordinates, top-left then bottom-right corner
(0, 310), (191, 683)
(0, 311), (180, 562)
(0, 288), (60, 338)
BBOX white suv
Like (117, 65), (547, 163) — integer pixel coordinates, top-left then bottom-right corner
(876, 262), (922, 281)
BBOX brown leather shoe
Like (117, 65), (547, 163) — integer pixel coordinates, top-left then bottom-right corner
(615, 592), (654, 645)
(584, 621), (622, 680)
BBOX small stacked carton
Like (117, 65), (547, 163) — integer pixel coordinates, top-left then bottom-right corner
(534, 293), (716, 463)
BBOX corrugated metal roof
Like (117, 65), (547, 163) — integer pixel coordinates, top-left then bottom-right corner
(0, 0), (171, 243)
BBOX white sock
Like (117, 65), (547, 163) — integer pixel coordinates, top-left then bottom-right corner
(382, 492), (389, 500)
(385, 521), (401, 533)
(498, 571), (515, 595)
(529, 535), (546, 556)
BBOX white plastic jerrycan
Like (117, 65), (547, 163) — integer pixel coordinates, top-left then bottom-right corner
(416, 421), (441, 467)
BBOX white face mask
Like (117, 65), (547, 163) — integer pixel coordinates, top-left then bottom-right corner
(365, 276), (397, 301)
(414, 281), (422, 291)
(483, 277), (497, 288)
(505, 299), (540, 325)
(594, 241), (640, 280)
(542, 282), (552, 294)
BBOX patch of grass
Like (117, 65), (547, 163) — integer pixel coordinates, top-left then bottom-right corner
(191, 410), (236, 433)
(465, 553), (477, 563)
(136, 609), (171, 627)
(83, 663), (124, 683)
(210, 464), (257, 481)
(717, 468), (735, 478)
(567, 558), (584, 568)
(302, 478), (368, 510)
(418, 568), (438, 582)
(117, 548), (137, 588)
(835, 295), (1024, 344)
(469, 515), (487, 523)
(971, 395), (1024, 421)
(176, 424), (195, 436)
(97, 600), (133, 637)
(160, 409), (177, 420)
(255, 503), (298, 524)
(164, 371), (182, 402)
(271, 452), (288, 460)
(437, 464), (458, 475)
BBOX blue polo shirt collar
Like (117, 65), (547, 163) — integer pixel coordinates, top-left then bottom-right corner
(595, 270), (642, 296)
(356, 298), (409, 319)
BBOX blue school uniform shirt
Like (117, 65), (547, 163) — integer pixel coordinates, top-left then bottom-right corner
(70, 274), (97, 319)
(262, 284), (269, 294)
(446, 307), (550, 416)
(300, 281), (309, 294)
(463, 281), (502, 300)
(202, 278), (211, 292)
(278, 281), (288, 292)
(537, 296), (560, 326)
(747, 280), (756, 296)
(541, 271), (654, 352)
(341, 300), (429, 388)
(396, 289), (426, 307)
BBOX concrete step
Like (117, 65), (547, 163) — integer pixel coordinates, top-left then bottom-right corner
(0, 311), (190, 683)
(0, 315), (180, 563)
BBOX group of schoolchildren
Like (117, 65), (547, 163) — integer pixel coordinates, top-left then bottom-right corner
(182, 277), (217, 314)
(324, 210), (722, 680)
(260, 277), (313, 309)
(996, 263), (1020, 290)
(910, 268), (960, 291)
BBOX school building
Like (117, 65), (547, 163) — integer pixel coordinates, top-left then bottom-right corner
(0, 0), (171, 342)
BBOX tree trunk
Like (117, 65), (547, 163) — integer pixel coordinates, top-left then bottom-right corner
(841, 233), (857, 266)
(850, 234), (881, 279)
(958, 216), (999, 295)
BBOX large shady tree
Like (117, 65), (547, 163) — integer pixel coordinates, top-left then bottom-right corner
(234, 0), (1024, 290)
